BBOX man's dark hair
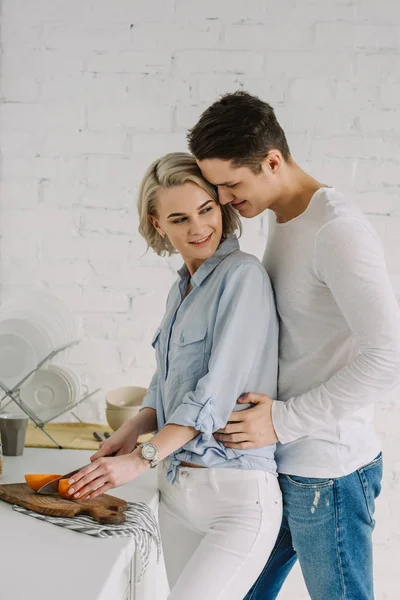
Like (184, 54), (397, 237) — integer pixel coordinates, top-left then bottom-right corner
(187, 91), (291, 172)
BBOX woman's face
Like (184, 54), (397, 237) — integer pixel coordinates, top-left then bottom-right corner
(151, 182), (223, 274)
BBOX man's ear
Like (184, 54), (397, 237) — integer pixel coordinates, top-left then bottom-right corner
(149, 215), (166, 237)
(261, 150), (282, 175)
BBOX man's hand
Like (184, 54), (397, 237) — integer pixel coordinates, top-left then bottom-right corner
(214, 393), (279, 449)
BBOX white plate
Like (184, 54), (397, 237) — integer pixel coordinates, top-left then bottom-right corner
(19, 367), (73, 420)
(0, 290), (79, 363)
(0, 306), (72, 365)
(0, 318), (52, 363)
(46, 365), (81, 404)
(2, 290), (77, 336)
(0, 332), (37, 390)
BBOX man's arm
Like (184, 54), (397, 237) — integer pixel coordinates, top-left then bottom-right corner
(216, 217), (400, 448)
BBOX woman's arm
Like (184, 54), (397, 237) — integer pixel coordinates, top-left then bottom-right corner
(90, 407), (158, 460)
(66, 423), (198, 499)
(145, 423), (198, 459)
(90, 369), (161, 460)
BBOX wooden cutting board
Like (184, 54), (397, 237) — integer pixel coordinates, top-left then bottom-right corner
(0, 483), (128, 524)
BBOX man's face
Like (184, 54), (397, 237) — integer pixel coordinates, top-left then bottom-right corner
(197, 158), (279, 218)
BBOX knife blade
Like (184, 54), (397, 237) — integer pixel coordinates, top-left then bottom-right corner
(36, 466), (89, 495)
(36, 452), (118, 495)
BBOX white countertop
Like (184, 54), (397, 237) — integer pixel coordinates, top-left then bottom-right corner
(0, 448), (160, 600)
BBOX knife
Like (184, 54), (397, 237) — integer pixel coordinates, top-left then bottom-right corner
(36, 466), (90, 495)
(36, 452), (118, 495)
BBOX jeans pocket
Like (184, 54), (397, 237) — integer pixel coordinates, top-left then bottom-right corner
(284, 475), (334, 489)
(357, 453), (383, 526)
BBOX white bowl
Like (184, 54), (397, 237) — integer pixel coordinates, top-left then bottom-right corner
(105, 406), (141, 431)
(105, 386), (147, 409)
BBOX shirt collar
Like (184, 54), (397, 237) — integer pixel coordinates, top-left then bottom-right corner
(178, 235), (240, 288)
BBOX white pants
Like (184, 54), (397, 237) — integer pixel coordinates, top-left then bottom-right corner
(158, 463), (282, 600)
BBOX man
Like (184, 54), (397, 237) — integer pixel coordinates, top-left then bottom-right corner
(187, 91), (400, 599)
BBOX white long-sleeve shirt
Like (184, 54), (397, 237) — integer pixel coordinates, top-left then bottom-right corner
(264, 187), (400, 477)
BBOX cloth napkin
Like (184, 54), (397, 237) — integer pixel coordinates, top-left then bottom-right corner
(13, 501), (161, 582)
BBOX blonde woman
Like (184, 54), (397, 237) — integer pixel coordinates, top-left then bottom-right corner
(68, 153), (282, 600)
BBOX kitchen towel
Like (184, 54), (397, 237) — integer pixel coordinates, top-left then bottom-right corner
(13, 501), (161, 582)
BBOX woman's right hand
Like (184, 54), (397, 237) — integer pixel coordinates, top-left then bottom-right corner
(90, 418), (139, 462)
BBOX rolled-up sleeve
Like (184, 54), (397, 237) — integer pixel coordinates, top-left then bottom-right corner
(165, 262), (278, 438)
(140, 370), (159, 411)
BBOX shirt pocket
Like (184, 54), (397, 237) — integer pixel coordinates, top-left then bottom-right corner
(169, 323), (208, 384)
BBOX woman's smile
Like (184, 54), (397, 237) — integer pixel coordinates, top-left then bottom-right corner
(189, 233), (213, 246)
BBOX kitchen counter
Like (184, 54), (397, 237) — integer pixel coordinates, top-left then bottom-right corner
(0, 448), (166, 600)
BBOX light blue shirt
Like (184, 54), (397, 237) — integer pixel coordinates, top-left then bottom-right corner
(141, 235), (278, 483)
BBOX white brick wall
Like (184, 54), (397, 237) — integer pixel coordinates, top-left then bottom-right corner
(0, 1), (399, 597)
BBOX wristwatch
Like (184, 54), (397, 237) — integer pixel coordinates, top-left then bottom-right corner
(139, 442), (159, 468)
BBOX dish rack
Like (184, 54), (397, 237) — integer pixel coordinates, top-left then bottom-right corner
(0, 340), (101, 449)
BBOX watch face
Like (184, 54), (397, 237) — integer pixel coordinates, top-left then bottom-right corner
(142, 444), (157, 461)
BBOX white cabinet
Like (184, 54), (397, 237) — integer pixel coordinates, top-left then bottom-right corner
(113, 563), (131, 600)
(0, 449), (164, 600)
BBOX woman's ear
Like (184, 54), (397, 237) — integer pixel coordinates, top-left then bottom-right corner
(149, 215), (166, 238)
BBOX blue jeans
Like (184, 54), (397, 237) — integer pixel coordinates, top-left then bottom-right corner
(245, 453), (383, 600)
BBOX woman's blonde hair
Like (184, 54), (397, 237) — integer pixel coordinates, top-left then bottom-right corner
(138, 152), (242, 256)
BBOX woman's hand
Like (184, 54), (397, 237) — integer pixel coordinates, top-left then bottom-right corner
(67, 451), (149, 500)
(90, 418), (140, 462)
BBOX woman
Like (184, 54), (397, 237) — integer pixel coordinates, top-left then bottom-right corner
(68, 153), (282, 600)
